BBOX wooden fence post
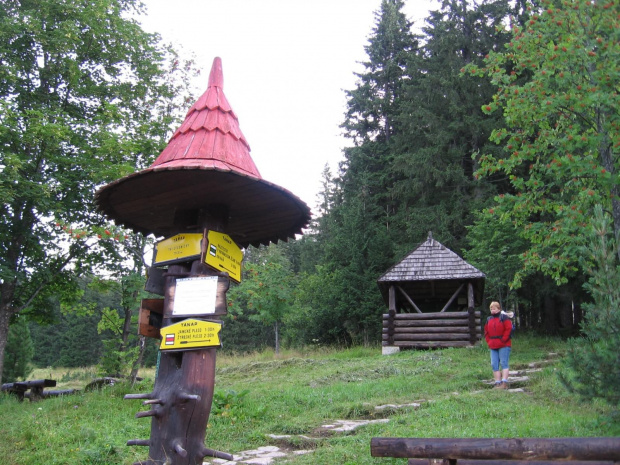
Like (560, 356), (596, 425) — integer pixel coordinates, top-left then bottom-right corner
(467, 282), (477, 345)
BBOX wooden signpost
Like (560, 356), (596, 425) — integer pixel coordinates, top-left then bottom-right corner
(126, 227), (235, 465)
(96, 57), (311, 465)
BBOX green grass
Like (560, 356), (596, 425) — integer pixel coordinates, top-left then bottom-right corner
(0, 334), (617, 464)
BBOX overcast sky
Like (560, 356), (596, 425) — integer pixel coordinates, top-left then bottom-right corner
(139, 0), (437, 212)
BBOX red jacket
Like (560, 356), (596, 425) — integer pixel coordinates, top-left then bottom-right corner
(484, 314), (512, 349)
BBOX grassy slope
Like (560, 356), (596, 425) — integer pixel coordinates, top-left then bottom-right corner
(0, 334), (617, 465)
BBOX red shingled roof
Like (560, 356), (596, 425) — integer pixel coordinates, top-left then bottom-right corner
(94, 57), (311, 246)
(152, 57), (261, 178)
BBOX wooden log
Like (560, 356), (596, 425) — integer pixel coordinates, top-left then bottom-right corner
(389, 333), (474, 341)
(457, 461), (617, 465)
(387, 288), (396, 345)
(23, 379), (56, 388)
(389, 286), (397, 312)
(382, 333), (482, 342)
(371, 438), (620, 460)
(384, 318), (472, 327)
(384, 312), (481, 320)
(382, 325), (482, 334)
(1, 382), (28, 401)
(468, 304), (478, 345)
(1, 382), (27, 391)
(384, 321), (481, 330)
(409, 457), (619, 464)
(383, 326), (472, 333)
(383, 319), (481, 328)
(382, 341), (477, 348)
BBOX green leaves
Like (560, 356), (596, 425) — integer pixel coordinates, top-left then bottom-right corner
(466, 0), (620, 286)
(230, 247), (293, 323)
(0, 0), (198, 383)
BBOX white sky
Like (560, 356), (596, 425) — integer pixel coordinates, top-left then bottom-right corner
(139, 0), (438, 212)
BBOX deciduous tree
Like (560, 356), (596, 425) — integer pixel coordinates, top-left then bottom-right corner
(0, 0), (188, 384)
(467, 0), (620, 286)
(228, 245), (295, 354)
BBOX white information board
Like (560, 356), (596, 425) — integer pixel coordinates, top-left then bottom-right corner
(172, 276), (218, 316)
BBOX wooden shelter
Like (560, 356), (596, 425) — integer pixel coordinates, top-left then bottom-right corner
(377, 232), (485, 353)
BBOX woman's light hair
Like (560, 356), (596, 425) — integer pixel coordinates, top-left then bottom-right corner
(489, 301), (501, 310)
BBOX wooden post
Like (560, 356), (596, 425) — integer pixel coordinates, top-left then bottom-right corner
(387, 285), (396, 345)
(371, 437), (620, 461)
(467, 282), (477, 345)
(126, 205), (233, 464)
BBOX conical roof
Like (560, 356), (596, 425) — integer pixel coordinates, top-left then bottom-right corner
(151, 57), (259, 177)
(95, 57), (311, 247)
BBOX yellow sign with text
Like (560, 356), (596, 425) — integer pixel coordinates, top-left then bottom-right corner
(160, 319), (222, 351)
(153, 233), (202, 266)
(205, 231), (243, 283)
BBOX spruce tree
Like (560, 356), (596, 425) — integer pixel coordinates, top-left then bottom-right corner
(391, 0), (512, 254)
(330, 0), (419, 343)
(2, 316), (34, 382)
(559, 206), (620, 406)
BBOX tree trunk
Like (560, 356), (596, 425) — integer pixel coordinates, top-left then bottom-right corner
(130, 335), (146, 387)
(0, 281), (18, 386)
(596, 112), (620, 260)
(274, 321), (280, 355)
(0, 309), (12, 386)
(120, 306), (132, 351)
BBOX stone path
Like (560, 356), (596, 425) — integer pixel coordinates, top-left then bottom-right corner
(203, 353), (559, 464)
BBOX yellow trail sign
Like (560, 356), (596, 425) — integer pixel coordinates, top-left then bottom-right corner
(205, 231), (243, 283)
(160, 319), (222, 351)
(153, 233), (202, 266)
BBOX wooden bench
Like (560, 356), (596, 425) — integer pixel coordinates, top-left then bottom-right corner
(1, 379), (57, 401)
(370, 437), (620, 465)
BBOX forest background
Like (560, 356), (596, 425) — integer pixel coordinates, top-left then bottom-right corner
(1, 0), (618, 405)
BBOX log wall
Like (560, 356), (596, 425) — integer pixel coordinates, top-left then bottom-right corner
(383, 310), (481, 349)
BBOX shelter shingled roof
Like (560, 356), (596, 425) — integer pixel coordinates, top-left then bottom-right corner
(378, 232), (485, 283)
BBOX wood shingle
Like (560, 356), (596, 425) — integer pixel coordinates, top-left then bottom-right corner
(378, 233), (485, 283)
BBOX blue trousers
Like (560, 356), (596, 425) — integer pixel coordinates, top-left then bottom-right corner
(490, 346), (511, 371)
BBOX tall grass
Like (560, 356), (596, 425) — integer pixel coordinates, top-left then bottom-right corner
(0, 334), (617, 465)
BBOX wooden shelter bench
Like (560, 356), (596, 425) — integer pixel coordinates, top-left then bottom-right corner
(370, 437), (620, 465)
(1, 379), (57, 401)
